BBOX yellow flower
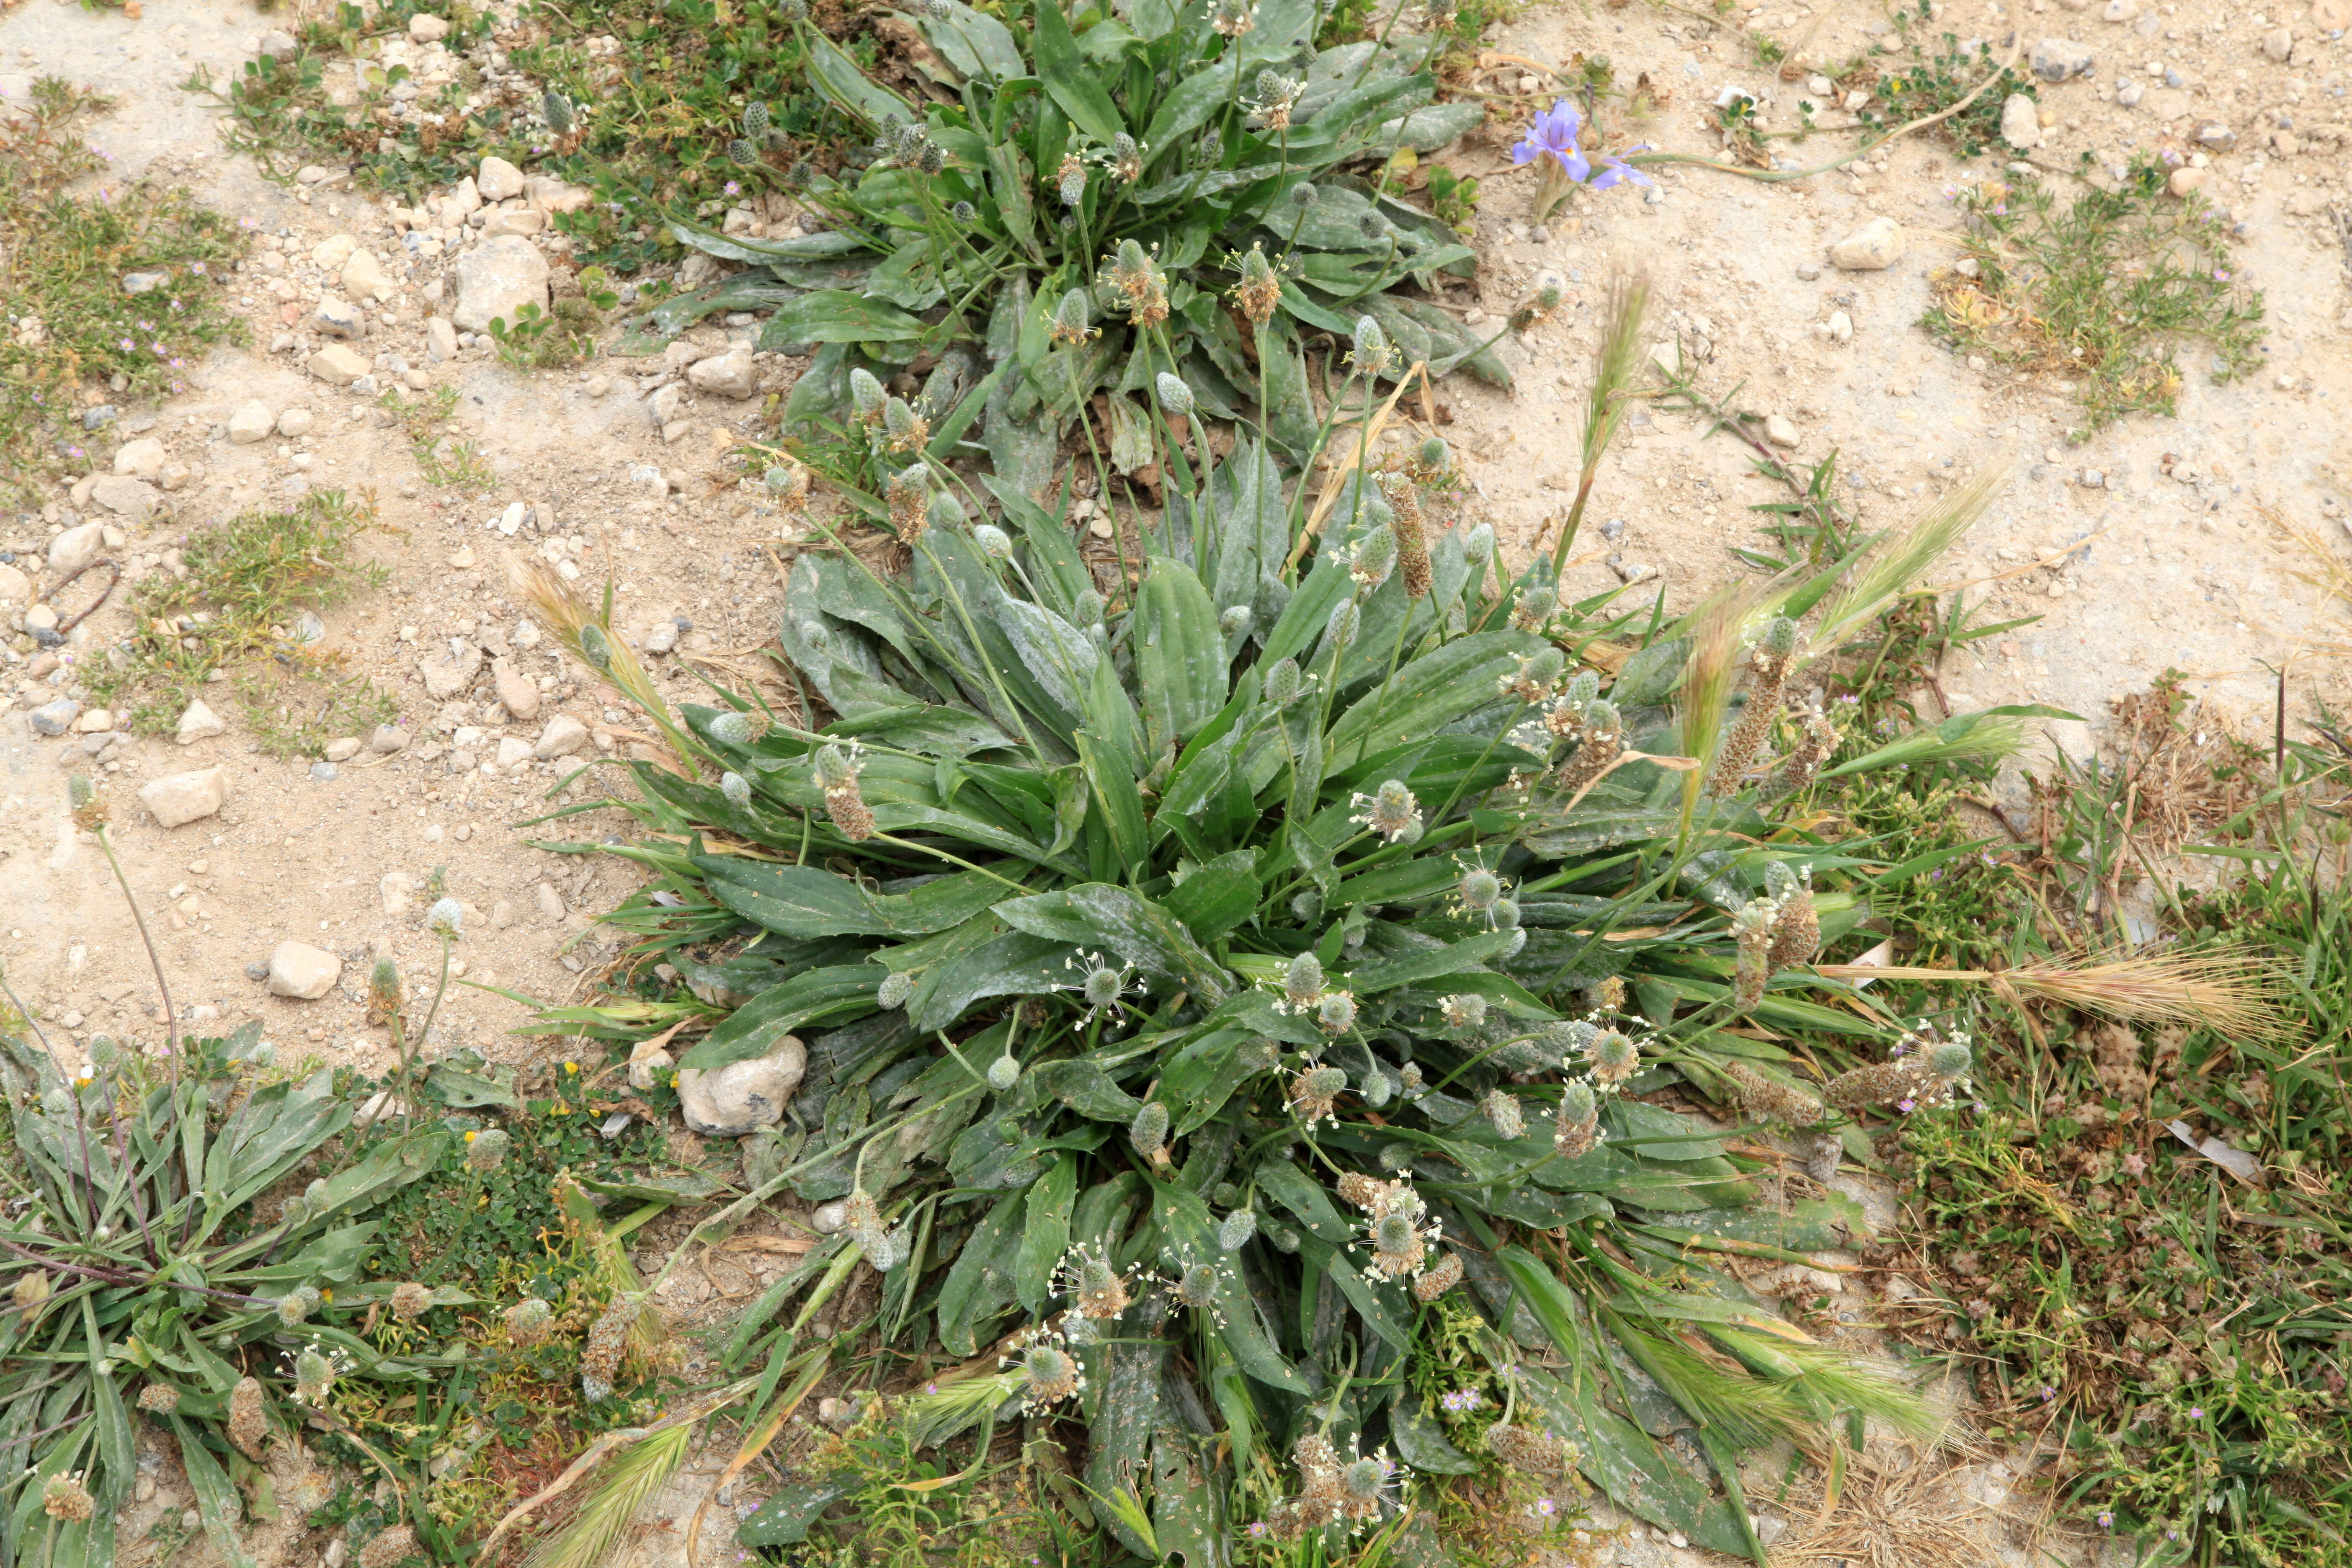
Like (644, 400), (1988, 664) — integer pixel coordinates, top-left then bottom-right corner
(563, 1061), (580, 1074)
(463, 1130), (478, 1143)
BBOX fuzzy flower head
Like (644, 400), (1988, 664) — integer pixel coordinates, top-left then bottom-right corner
(1350, 779), (1424, 844)
(1347, 523), (1398, 588)
(1245, 69), (1303, 129)
(1282, 951), (1326, 1009)
(1316, 988), (1358, 1036)
(1290, 1060), (1349, 1124)
(1499, 646), (1566, 705)
(1347, 315), (1395, 377)
(1509, 582), (1558, 633)
(427, 897), (464, 938)
(1442, 993), (1488, 1030)
(1362, 1202), (1442, 1283)
(1161, 1251), (1232, 1323)
(1482, 1087), (1525, 1139)
(1209, 0), (1256, 35)
(505, 1297), (554, 1346)
(40, 1473), (93, 1524)
(1054, 1243), (1134, 1320)
(1048, 287), (1096, 346)
(1510, 99), (1654, 191)
(1587, 1029), (1641, 1086)
(291, 1346), (341, 1404)
(1232, 243), (1282, 325)
(1065, 948), (1139, 1022)
(1096, 132), (1146, 185)
(1454, 862), (1504, 918)
(1106, 239), (1170, 328)
(1001, 1322), (1086, 1412)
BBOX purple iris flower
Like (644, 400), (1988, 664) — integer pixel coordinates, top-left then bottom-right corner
(1510, 99), (1653, 191)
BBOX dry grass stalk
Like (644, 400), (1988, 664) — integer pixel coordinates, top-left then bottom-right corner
(1814, 945), (2286, 1037)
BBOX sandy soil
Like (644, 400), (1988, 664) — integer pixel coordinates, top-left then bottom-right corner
(4, 0), (2348, 1561)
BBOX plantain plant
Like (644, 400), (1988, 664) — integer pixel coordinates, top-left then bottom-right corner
(512, 247), (2054, 1559)
(0, 796), (493, 1568)
(656, 0), (1516, 503)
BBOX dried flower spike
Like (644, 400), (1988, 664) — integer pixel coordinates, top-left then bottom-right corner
(813, 741), (874, 841)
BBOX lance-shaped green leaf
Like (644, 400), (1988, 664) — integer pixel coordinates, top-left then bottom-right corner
(679, 967), (879, 1070)
(994, 884), (1230, 1001)
(694, 857), (1014, 938)
(1134, 555), (1229, 749)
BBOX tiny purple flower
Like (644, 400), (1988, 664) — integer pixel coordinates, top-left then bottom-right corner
(2097, 1511), (2114, 1529)
(1897, 1097), (1916, 1114)
(724, 180), (741, 195)
(2188, 1406), (2204, 1419)
(1510, 99), (1653, 191)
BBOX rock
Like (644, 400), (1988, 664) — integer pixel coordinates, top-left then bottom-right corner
(2115, 78), (2144, 106)
(812, 1199), (849, 1234)
(323, 736), (364, 763)
(1828, 216), (1906, 270)
(491, 658), (540, 720)
(369, 724), (409, 753)
(648, 382), (688, 425)
(583, 374), (611, 397)
(342, 249), (391, 302)
(23, 604), (57, 633)
(482, 208), (545, 238)
(1764, 414), (1800, 448)
(644, 619), (681, 655)
(2029, 37), (2095, 80)
(534, 713), (589, 758)
(2271, 128), (2301, 157)
(2000, 93), (2042, 150)
(313, 296), (364, 339)
(677, 1034), (807, 1137)
(138, 767), (226, 828)
(311, 234), (358, 271)
(2100, 0), (2134, 15)
(408, 12), (449, 41)
(72, 707), (113, 733)
(1795, 261), (1821, 281)
(277, 407), (316, 438)
(310, 761), (339, 782)
(2195, 123), (2235, 149)
(309, 345), (370, 385)
(175, 699), (227, 744)
(2169, 165), (2208, 196)
(0, 564), (28, 603)
(494, 735), (534, 768)
(29, 699), (80, 736)
(627, 464), (670, 499)
(524, 175), (593, 214)
(534, 882), (565, 923)
(258, 27), (297, 58)
(477, 156), (525, 202)
(379, 872), (415, 917)
(266, 941), (342, 1000)
(113, 437), (166, 480)
(1826, 309), (1853, 343)
(451, 235), (549, 333)
(49, 521), (105, 574)
(2262, 26), (2293, 61)
(89, 476), (158, 522)
(228, 400), (275, 444)
(426, 317), (458, 362)
(420, 640), (483, 699)
(687, 349), (756, 399)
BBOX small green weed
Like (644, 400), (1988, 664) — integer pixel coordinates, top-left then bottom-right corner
(0, 78), (248, 503)
(232, 663), (400, 759)
(192, 0), (874, 274)
(1424, 165), (1481, 239)
(485, 268), (615, 370)
(1923, 157), (2267, 435)
(1865, 0), (2038, 159)
(380, 384), (498, 489)
(1871, 698), (2352, 1563)
(83, 491), (387, 735)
